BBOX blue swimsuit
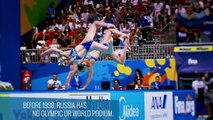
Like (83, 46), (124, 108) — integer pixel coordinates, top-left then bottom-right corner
(68, 41), (94, 60)
(68, 48), (82, 60)
(85, 54), (98, 61)
(81, 41), (94, 52)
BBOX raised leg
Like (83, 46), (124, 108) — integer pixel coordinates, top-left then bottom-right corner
(109, 38), (129, 64)
(82, 21), (115, 43)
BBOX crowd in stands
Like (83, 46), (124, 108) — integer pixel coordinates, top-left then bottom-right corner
(175, 0), (213, 43)
(23, 0), (175, 50)
(21, 0), (212, 63)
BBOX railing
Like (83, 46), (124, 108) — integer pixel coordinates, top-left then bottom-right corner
(21, 44), (175, 64)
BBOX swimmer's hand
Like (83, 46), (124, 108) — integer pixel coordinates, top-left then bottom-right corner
(65, 83), (70, 89)
(78, 87), (86, 90)
(58, 56), (69, 67)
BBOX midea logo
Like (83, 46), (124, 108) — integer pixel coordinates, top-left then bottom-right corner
(119, 96), (139, 120)
(188, 58), (198, 65)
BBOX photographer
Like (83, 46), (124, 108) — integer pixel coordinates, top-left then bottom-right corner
(47, 73), (62, 90)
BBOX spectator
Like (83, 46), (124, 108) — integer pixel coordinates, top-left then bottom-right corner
(60, 31), (71, 48)
(36, 38), (46, 49)
(130, 0), (138, 7)
(84, 0), (94, 12)
(153, 0), (163, 16)
(23, 76), (32, 90)
(39, 43), (49, 63)
(129, 18), (136, 30)
(135, 29), (144, 45)
(158, 8), (170, 28)
(72, 10), (78, 21)
(81, 7), (89, 22)
(49, 38), (60, 62)
(47, 73), (62, 90)
(47, 2), (56, 25)
(151, 76), (163, 90)
(121, 22), (131, 34)
(122, 0), (128, 6)
(112, 79), (122, 90)
(70, 72), (82, 90)
(135, 79), (143, 90)
(138, 14), (151, 40)
(126, 10), (134, 23)
(175, 4), (186, 15)
(192, 75), (207, 118)
(162, 1), (171, 16)
(64, 21), (71, 33)
(134, 68), (143, 85)
(79, 18), (87, 28)
(202, 72), (213, 119)
(104, 13), (113, 24)
(129, 29), (136, 45)
(144, 10), (154, 27)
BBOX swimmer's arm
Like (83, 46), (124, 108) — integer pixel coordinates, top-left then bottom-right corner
(82, 62), (94, 90)
(65, 64), (77, 89)
(65, 71), (73, 89)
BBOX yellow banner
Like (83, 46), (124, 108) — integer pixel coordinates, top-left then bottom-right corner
(174, 46), (213, 52)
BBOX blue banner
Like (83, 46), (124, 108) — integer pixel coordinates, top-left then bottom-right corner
(0, 96), (118, 120)
(21, 59), (177, 90)
(0, 90), (196, 120)
(173, 90), (196, 120)
(0, 0), (21, 89)
(174, 46), (213, 73)
(111, 91), (145, 120)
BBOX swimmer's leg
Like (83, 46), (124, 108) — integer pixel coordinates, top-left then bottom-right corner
(109, 38), (129, 64)
(82, 21), (115, 43)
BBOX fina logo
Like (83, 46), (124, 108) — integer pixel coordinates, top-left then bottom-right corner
(151, 94), (167, 110)
(119, 96), (139, 120)
(175, 95), (195, 116)
(188, 58), (198, 65)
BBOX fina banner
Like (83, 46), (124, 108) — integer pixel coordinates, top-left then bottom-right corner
(144, 91), (173, 120)
(174, 46), (213, 73)
(173, 90), (196, 120)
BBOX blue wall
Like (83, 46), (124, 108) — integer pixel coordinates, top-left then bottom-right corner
(21, 59), (177, 90)
(0, 0), (21, 89)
